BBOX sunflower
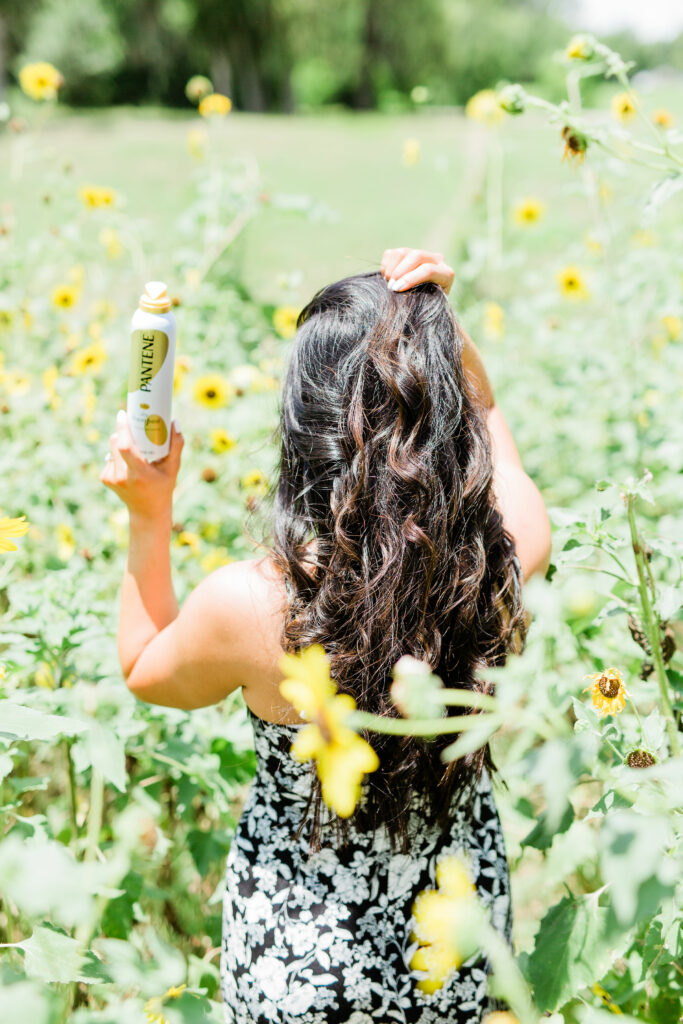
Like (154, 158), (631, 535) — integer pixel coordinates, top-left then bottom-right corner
(192, 373), (233, 408)
(661, 315), (681, 341)
(0, 515), (30, 553)
(565, 35), (594, 60)
(68, 339), (108, 376)
(279, 643), (379, 818)
(512, 197), (545, 226)
(18, 62), (64, 101)
(611, 92), (636, 122)
(651, 108), (674, 129)
(0, 309), (14, 330)
(273, 306), (300, 339)
(582, 667), (627, 717)
(557, 265), (590, 300)
(209, 427), (237, 453)
(174, 531), (201, 554)
(483, 301), (505, 340)
(52, 284), (80, 310)
(240, 469), (269, 494)
(0, 369), (32, 395)
(56, 522), (76, 561)
(465, 89), (504, 126)
(410, 853), (480, 992)
(200, 548), (234, 573)
(78, 185), (117, 209)
(144, 983), (187, 1024)
(198, 93), (232, 118)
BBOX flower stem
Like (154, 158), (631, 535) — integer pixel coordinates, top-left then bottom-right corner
(349, 710), (502, 737)
(624, 495), (680, 755)
(64, 739), (79, 837)
(83, 766), (104, 864)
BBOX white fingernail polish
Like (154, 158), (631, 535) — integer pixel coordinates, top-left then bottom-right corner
(174, 418), (182, 433)
(394, 278), (406, 290)
(388, 279), (396, 290)
(116, 409), (126, 423)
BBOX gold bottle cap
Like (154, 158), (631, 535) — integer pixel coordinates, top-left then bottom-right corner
(139, 281), (172, 313)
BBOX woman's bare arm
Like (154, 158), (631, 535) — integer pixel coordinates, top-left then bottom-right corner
(461, 329), (552, 583)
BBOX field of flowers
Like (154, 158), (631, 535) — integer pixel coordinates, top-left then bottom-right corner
(1, 36), (682, 1024)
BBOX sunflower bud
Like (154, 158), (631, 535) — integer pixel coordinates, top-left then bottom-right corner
(565, 35), (596, 61)
(497, 84), (526, 115)
(561, 126), (589, 162)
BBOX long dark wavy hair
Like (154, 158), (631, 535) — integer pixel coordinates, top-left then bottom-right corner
(262, 270), (528, 854)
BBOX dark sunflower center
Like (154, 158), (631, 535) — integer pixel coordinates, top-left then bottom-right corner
(599, 676), (620, 698)
(206, 389), (216, 398)
(626, 749), (655, 769)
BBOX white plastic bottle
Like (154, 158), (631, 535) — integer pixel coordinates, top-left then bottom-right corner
(127, 281), (176, 462)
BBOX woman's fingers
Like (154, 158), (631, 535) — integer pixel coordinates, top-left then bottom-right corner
(388, 249), (444, 285)
(391, 261), (454, 294)
(380, 247), (411, 279)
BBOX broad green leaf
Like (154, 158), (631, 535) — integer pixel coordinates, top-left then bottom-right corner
(524, 893), (609, 1012)
(0, 700), (87, 742)
(19, 924), (87, 984)
(520, 800), (574, 850)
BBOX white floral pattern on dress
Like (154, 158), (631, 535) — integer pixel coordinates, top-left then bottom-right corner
(221, 706), (513, 1023)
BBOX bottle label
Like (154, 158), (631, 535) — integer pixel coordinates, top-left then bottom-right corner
(128, 329), (169, 393)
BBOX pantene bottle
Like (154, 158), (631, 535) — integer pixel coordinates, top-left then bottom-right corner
(128, 281), (176, 462)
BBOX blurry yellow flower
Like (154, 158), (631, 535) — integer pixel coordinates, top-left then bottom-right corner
(91, 298), (118, 321)
(68, 339), (108, 376)
(175, 531), (201, 554)
(198, 93), (232, 118)
(0, 309), (13, 330)
(185, 75), (213, 103)
(483, 1015), (521, 1024)
(184, 268), (202, 290)
(0, 369), (32, 395)
(410, 853), (479, 992)
(173, 365), (186, 395)
(193, 373), (233, 409)
(611, 92), (636, 122)
(209, 427), (237, 453)
(661, 315), (681, 340)
(557, 265), (590, 300)
(279, 643), (379, 818)
(42, 365), (61, 408)
(591, 982), (623, 1014)
(98, 227), (123, 259)
(144, 983), (187, 1024)
(273, 306), (300, 339)
(565, 35), (594, 60)
(87, 321), (102, 341)
(240, 469), (268, 494)
(56, 522), (76, 561)
(78, 185), (117, 209)
(22, 305), (33, 331)
(582, 667), (627, 717)
(584, 231), (604, 254)
(598, 182), (613, 204)
(651, 108), (674, 129)
(19, 62), (64, 101)
(52, 284), (80, 310)
(512, 197), (545, 226)
(187, 127), (208, 160)
(34, 661), (56, 689)
(80, 382), (96, 424)
(200, 547), (234, 572)
(631, 229), (656, 247)
(483, 301), (504, 340)
(85, 427), (100, 442)
(0, 515), (30, 553)
(402, 138), (421, 166)
(177, 354), (193, 373)
(465, 89), (504, 125)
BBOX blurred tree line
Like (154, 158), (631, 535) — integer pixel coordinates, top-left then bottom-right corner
(1, 0), (681, 111)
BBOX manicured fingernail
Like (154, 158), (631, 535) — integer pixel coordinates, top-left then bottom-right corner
(387, 278), (397, 290)
(116, 409), (126, 424)
(174, 418), (182, 433)
(394, 277), (407, 290)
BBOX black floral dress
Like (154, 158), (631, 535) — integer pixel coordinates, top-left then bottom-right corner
(220, 706), (514, 1024)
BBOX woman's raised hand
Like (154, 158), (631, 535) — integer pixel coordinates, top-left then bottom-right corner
(380, 247), (454, 294)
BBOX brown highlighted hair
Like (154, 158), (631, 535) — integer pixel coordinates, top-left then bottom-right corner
(266, 270), (528, 853)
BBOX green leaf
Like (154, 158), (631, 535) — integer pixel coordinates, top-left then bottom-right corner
(19, 924), (88, 984)
(71, 720), (126, 792)
(524, 893), (609, 1012)
(520, 800), (574, 850)
(0, 700), (87, 742)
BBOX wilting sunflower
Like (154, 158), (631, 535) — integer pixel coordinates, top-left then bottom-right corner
(582, 667), (627, 717)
